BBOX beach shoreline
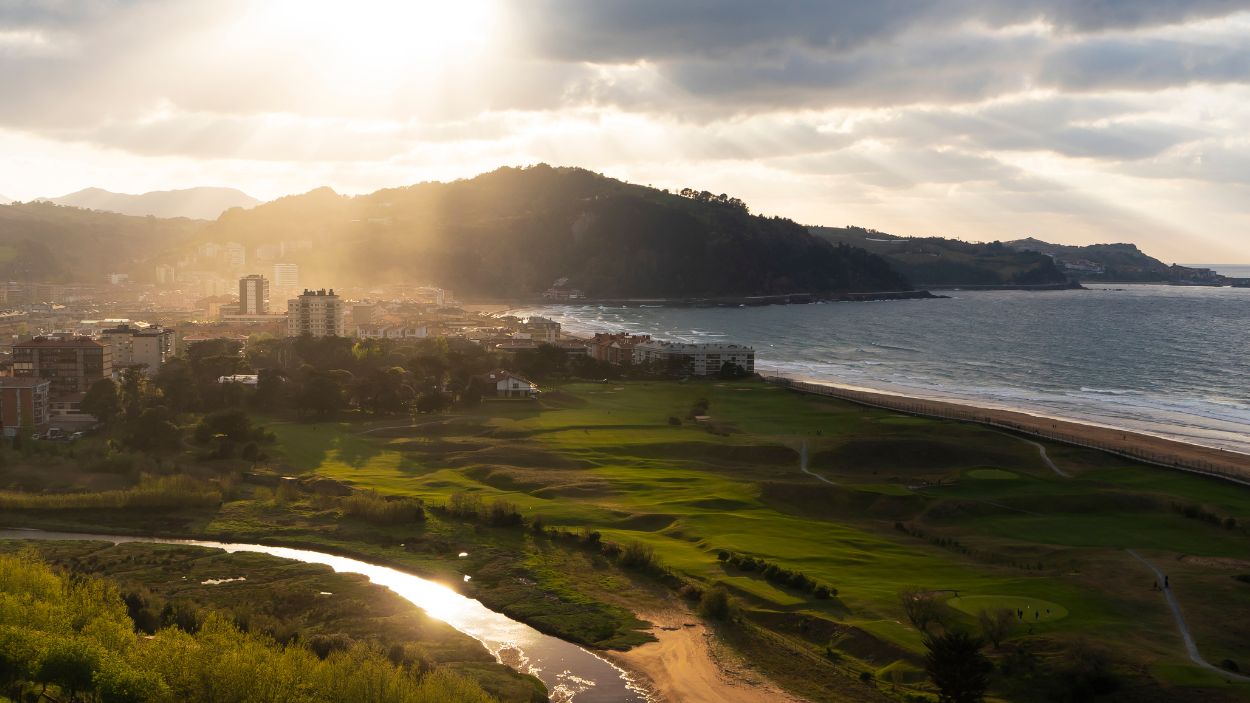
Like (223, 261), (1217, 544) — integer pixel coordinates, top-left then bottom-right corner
(768, 374), (1250, 483)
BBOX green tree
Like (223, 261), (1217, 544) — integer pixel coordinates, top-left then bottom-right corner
(253, 368), (289, 410)
(154, 358), (200, 413)
(125, 408), (183, 452)
(80, 378), (121, 424)
(924, 631), (992, 703)
(297, 371), (346, 419)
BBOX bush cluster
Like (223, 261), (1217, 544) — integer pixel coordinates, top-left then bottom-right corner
(717, 550), (837, 598)
(342, 491), (425, 525)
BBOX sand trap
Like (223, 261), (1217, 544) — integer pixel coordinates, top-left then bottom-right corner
(610, 608), (804, 703)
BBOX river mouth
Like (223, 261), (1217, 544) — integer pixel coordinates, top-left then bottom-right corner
(0, 528), (652, 703)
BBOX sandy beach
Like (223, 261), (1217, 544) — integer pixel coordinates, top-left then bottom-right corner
(773, 376), (1250, 483)
(607, 608), (805, 703)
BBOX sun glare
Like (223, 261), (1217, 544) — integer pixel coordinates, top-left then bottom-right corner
(248, 0), (498, 81)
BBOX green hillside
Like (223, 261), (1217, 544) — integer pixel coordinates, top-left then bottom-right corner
(812, 226), (1067, 287)
(193, 165), (911, 298)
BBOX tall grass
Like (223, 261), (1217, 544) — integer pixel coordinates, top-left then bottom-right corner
(0, 475), (221, 511)
(342, 490), (425, 525)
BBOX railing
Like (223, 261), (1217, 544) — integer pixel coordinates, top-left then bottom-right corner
(764, 375), (1250, 487)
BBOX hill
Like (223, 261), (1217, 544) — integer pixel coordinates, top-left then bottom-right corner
(1006, 238), (1226, 283)
(811, 226), (1068, 287)
(193, 165), (911, 298)
(48, 186), (260, 220)
(0, 201), (205, 281)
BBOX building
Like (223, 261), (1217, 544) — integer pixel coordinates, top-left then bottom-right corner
(99, 324), (176, 376)
(481, 370), (539, 398)
(589, 333), (652, 365)
(356, 325), (428, 339)
(632, 341), (756, 376)
(272, 263), (299, 291)
(286, 289), (347, 337)
(523, 316), (562, 344)
(12, 337), (113, 397)
(223, 242), (246, 270)
(0, 377), (50, 436)
(238, 274), (270, 315)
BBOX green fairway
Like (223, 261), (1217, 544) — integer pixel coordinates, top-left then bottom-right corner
(947, 594), (1068, 621)
(261, 378), (1250, 702)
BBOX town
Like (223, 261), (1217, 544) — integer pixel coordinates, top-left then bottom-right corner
(0, 267), (756, 438)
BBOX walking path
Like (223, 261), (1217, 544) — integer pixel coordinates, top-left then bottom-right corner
(798, 441), (837, 485)
(1126, 549), (1250, 683)
(996, 432), (1069, 477)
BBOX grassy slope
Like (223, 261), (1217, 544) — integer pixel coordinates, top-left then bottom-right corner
(266, 380), (1250, 701)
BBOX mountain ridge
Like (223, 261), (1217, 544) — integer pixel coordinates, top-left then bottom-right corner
(46, 186), (260, 220)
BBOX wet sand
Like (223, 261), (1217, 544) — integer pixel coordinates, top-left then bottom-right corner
(775, 377), (1250, 483)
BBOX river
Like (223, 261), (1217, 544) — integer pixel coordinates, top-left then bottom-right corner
(0, 529), (650, 703)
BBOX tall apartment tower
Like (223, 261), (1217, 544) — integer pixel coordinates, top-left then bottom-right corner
(286, 289), (346, 338)
(239, 274), (270, 314)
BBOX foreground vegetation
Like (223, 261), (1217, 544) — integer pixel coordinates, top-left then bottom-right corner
(0, 551), (497, 703)
(3, 334), (1249, 702)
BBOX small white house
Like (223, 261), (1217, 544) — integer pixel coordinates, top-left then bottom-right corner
(482, 370), (539, 398)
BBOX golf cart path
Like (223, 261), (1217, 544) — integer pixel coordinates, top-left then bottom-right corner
(1127, 549), (1250, 683)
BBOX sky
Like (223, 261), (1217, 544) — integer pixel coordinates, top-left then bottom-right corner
(2, 1), (1249, 262)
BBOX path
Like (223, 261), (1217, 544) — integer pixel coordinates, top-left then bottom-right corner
(1126, 549), (1250, 683)
(993, 431), (1069, 477)
(609, 609), (805, 703)
(798, 441), (837, 485)
(356, 419), (454, 436)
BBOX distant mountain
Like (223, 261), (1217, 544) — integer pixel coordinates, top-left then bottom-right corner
(188, 165), (910, 298)
(0, 201), (204, 281)
(1006, 238), (1226, 284)
(811, 226), (1068, 287)
(0, 194), (12, 205)
(47, 187), (259, 220)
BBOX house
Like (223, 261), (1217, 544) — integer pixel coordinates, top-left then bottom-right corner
(481, 370), (539, 398)
(589, 332), (652, 365)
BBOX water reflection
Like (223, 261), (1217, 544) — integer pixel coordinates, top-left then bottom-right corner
(0, 529), (651, 703)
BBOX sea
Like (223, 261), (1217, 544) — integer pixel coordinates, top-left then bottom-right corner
(514, 283), (1250, 456)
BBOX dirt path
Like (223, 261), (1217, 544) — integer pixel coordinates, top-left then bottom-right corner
(1126, 550), (1250, 683)
(609, 609), (806, 703)
(1005, 433), (1069, 477)
(799, 441), (837, 485)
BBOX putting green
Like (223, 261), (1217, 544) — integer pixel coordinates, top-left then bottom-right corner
(948, 595), (1068, 621)
(967, 468), (1020, 480)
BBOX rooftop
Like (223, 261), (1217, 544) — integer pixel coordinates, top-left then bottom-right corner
(14, 336), (105, 348)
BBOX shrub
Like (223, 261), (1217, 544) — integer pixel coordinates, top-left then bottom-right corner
(343, 491), (425, 525)
(698, 585), (732, 620)
(618, 542), (658, 571)
(486, 499), (523, 527)
(667, 416), (682, 426)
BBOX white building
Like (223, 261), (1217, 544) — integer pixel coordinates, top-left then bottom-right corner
(481, 370), (539, 398)
(223, 242), (246, 270)
(286, 288), (346, 337)
(355, 325), (428, 339)
(632, 341), (756, 376)
(272, 263), (299, 291)
(99, 324), (176, 376)
(238, 274), (269, 315)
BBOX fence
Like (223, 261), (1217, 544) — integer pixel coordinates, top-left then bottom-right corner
(764, 375), (1250, 487)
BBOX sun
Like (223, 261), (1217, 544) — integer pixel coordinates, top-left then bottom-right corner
(243, 0), (500, 83)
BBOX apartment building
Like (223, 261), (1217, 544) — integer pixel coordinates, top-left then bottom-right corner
(12, 337), (113, 396)
(632, 341), (756, 376)
(286, 288), (347, 337)
(99, 324), (176, 376)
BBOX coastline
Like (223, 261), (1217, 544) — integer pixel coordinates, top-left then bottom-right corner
(768, 375), (1250, 483)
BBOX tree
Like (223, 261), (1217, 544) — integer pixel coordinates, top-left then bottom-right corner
(977, 608), (1015, 650)
(415, 390), (452, 414)
(900, 587), (941, 633)
(154, 358), (200, 413)
(81, 378), (122, 424)
(118, 366), (152, 420)
(125, 408), (182, 452)
(194, 409), (257, 444)
(297, 371), (346, 420)
(698, 585), (732, 620)
(253, 368), (288, 411)
(924, 631), (992, 703)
